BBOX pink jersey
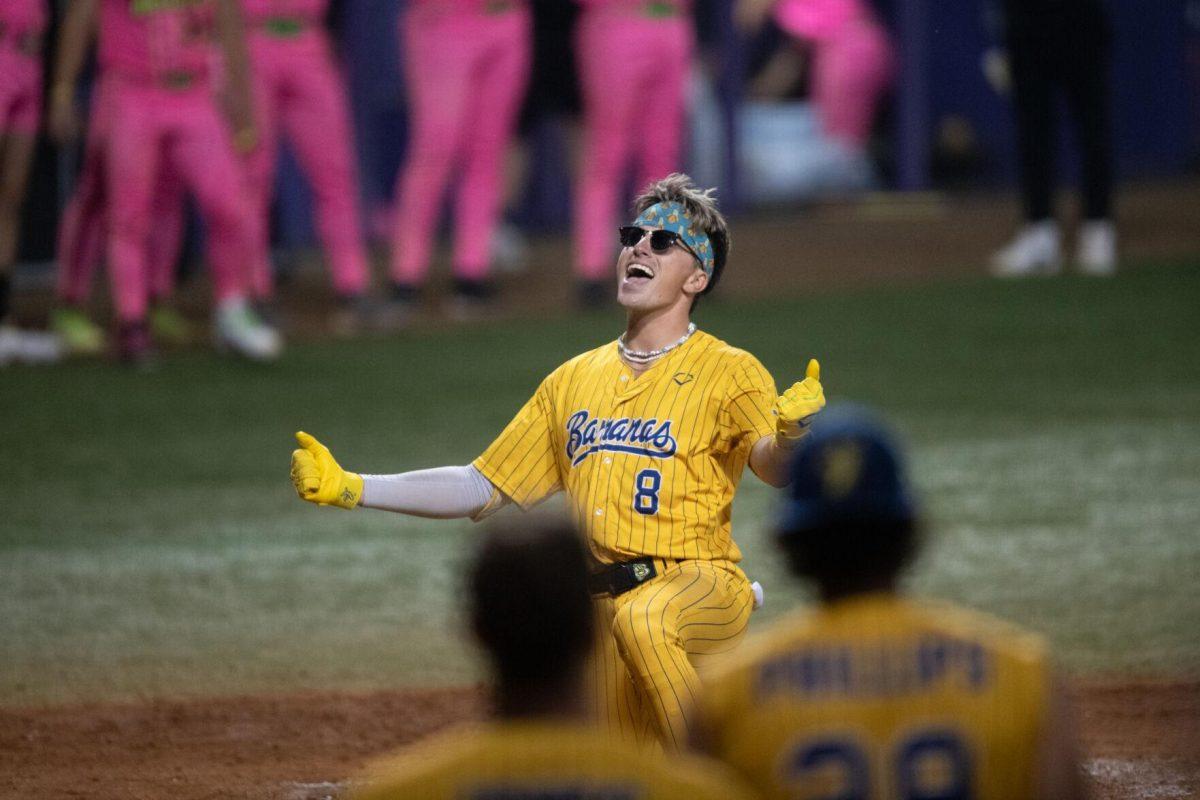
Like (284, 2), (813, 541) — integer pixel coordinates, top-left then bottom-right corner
(773, 0), (872, 40)
(0, 0), (48, 54)
(241, 0), (326, 27)
(99, 0), (216, 83)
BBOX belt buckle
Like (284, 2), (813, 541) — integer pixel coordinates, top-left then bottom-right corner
(644, 1), (677, 18)
(265, 17), (303, 37)
(161, 71), (195, 91)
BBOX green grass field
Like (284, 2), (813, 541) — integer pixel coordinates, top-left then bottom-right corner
(3, 262), (1198, 707)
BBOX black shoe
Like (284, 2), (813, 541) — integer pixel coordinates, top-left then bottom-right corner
(375, 283), (421, 331)
(578, 279), (610, 310)
(446, 278), (497, 322)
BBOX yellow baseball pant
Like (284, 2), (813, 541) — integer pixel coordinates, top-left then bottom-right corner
(589, 558), (755, 749)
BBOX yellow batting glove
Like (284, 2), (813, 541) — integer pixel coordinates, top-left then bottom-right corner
(290, 431), (364, 510)
(773, 358), (826, 448)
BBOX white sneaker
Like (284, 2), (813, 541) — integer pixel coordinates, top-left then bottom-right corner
(214, 300), (283, 361)
(1076, 220), (1117, 276)
(0, 325), (65, 366)
(990, 221), (1063, 277)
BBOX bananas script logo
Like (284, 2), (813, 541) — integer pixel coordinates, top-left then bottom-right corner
(565, 410), (678, 466)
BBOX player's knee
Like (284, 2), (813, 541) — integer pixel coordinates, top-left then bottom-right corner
(611, 598), (670, 654)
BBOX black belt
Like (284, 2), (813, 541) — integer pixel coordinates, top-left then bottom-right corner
(588, 557), (669, 597)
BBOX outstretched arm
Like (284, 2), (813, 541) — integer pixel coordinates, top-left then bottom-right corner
(289, 432), (508, 519)
(748, 358), (825, 488)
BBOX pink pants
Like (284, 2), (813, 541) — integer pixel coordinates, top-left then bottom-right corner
(0, 50), (40, 136)
(245, 27), (368, 298)
(390, 6), (531, 285)
(808, 20), (894, 146)
(105, 78), (256, 323)
(573, 9), (691, 279)
(56, 78), (185, 307)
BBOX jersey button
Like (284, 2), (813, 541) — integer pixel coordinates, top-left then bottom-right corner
(619, 375), (628, 382)
(603, 458), (612, 465)
(595, 508), (603, 516)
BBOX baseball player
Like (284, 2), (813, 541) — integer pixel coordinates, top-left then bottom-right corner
(693, 404), (1086, 800)
(52, 0), (281, 364)
(387, 0), (531, 319)
(573, 0), (693, 305)
(241, 0), (372, 331)
(48, 14), (190, 355)
(351, 518), (757, 800)
(0, 0), (60, 364)
(291, 173), (826, 749)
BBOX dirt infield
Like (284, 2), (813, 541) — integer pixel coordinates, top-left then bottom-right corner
(1, 679), (1195, 800)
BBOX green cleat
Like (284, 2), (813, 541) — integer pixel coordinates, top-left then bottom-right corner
(149, 304), (194, 346)
(49, 307), (106, 355)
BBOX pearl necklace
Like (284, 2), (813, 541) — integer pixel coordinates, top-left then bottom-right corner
(617, 323), (696, 365)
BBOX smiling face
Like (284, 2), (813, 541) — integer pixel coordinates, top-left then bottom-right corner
(615, 227), (710, 315)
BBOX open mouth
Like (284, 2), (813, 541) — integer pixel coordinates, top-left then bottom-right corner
(624, 263), (654, 283)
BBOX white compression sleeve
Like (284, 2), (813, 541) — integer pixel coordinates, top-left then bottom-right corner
(359, 465), (500, 519)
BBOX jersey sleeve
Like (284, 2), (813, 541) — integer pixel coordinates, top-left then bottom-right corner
(472, 372), (564, 510)
(720, 354), (778, 452)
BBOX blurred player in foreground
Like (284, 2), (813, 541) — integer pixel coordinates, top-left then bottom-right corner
(694, 404), (1087, 800)
(350, 519), (756, 800)
(52, 0), (282, 364)
(0, 0), (63, 366)
(292, 173), (825, 749)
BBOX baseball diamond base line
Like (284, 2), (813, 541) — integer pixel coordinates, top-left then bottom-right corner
(0, 680), (1195, 800)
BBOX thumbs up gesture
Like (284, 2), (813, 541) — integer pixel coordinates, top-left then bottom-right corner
(290, 431), (364, 509)
(773, 359), (825, 447)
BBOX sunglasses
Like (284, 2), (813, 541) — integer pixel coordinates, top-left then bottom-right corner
(618, 225), (701, 264)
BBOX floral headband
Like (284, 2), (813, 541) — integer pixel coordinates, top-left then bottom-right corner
(632, 201), (715, 278)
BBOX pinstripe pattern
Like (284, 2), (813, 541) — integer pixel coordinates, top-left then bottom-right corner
(473, 329), (776, 746)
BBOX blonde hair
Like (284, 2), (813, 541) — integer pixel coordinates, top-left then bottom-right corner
(633, 173), (730, 298)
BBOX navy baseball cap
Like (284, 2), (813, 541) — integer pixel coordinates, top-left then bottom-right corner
(777, 403), (917, 537)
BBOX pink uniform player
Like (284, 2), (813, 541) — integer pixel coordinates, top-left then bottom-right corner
(94, 0), (280, 361)
(572, 0), (693, 296)
(0, 0), (44, 143)
(773, 0), (894, 147)
(0, 0), (47, 322)
(0, 0), (63, 366)
(241, 0), (370, 315)
(55, 74), (187, 333)
(389, 0), (531, 314)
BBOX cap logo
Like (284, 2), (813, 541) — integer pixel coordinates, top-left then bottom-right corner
(822, 443), (863, 499)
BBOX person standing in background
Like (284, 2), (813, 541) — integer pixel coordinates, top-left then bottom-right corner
(990, 0), (1116, 277)
(48, 8), (190, 357)
(241, 0), (374, 335)
(572, 0), (693, 308)
(53, 0), (282, 365)
(736, 0), (894, 194)
(386, 0), (532, 323)
(0, 0), (63, 366)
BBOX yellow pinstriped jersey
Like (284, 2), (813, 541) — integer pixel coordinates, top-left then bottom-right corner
(700, 594), (1051, 800)
(473, 330), (777, 563)
(351, 720), (759, 800)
